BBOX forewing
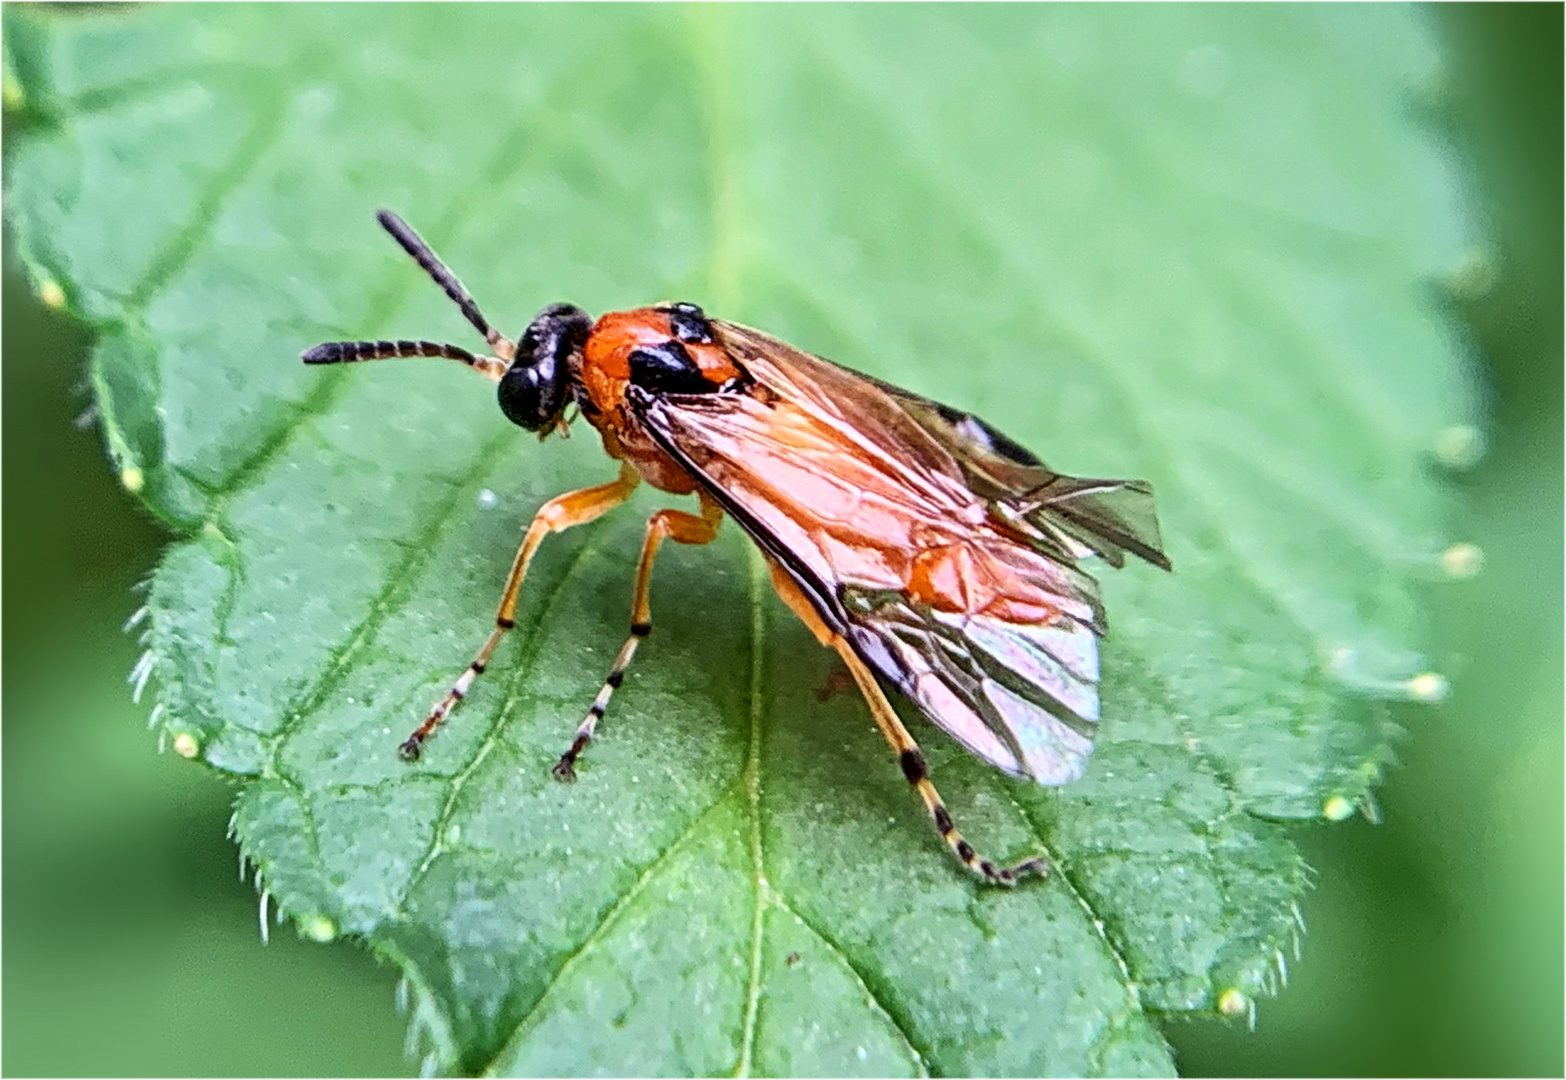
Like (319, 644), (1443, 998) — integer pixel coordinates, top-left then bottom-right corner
(710, 322), (973, 494)
(862, 372), (1171, 571)
(629, 326), (1111, 785)
(627, 382), (954, 636)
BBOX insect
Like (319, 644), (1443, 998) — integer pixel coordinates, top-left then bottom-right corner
(304, 210), (1171, 886)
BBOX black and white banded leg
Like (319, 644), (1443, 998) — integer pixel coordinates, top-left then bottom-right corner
(397, 464), (641, 760)
(766, 562), (1049, 887)
(553, 492), (724, 780)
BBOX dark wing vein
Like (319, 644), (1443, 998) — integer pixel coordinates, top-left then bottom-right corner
(854, 365), (1171, 571)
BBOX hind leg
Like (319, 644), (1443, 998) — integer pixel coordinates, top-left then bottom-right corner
(767, 562), (1047, 885)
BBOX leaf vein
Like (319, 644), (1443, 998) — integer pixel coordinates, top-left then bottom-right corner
(60, 65), (253, 117)
(734, 547), (768, 1078)
(767, 892), (933, 1076)
(998, 789), (1142, 1024)
(480, 783), (746, 1077)
(264, 429), (516, 766)
(123, 90), (289, 312)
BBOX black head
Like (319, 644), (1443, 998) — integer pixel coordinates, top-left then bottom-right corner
(498, 303), (592, 430)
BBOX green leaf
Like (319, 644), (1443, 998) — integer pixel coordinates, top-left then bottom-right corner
(4, 5), (1481, 1075)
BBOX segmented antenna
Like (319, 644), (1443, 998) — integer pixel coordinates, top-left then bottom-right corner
(302, 339), (506, 379)
(375, 209), (513, 358)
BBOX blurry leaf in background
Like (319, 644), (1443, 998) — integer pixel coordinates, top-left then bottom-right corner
(1173, 4), (1564, 1075)
(3, 4), (1556, 1079)
(0, 256), (412, 1076)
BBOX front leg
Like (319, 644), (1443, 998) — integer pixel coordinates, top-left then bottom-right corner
(399, 463), (640, 760)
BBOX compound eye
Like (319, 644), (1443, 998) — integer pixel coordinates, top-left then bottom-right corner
(498, 363), (553, 430)
(628, 340), (711, 395)
(496, 302), (590, 430)
(666, 302), (712, 344)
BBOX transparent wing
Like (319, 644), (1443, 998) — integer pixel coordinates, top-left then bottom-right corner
(864, 380), (1172, 571)
(629, 382), (1108, 786)
(841, 589), (1100, 784)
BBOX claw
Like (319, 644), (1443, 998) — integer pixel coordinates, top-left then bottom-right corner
(979, 856), (1049, 887)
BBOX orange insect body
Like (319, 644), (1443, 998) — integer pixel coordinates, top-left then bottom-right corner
(303, 211), (1171, 886)
(583, 309), (1063, 627)
(577, 307), (739, 496)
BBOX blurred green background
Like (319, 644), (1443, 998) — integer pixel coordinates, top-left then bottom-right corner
(3, 4), (1559, 1076)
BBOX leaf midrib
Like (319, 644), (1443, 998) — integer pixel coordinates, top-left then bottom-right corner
(734, 548), (769, 1078)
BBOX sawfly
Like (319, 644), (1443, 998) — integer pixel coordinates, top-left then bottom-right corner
(304, 210), (1171, 885)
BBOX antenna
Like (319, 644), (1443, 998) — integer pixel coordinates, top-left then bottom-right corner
(301, 338), (507, 379)
(299, 210), (515, 377)
(375, 209), (515, 360)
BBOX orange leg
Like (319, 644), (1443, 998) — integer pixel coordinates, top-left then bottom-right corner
(768, 563), (1048, 887)
(552, 491), (725, 780)
(399, 463), (640, 760)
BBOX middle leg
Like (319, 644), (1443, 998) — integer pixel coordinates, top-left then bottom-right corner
(552, 491), (725, 780)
